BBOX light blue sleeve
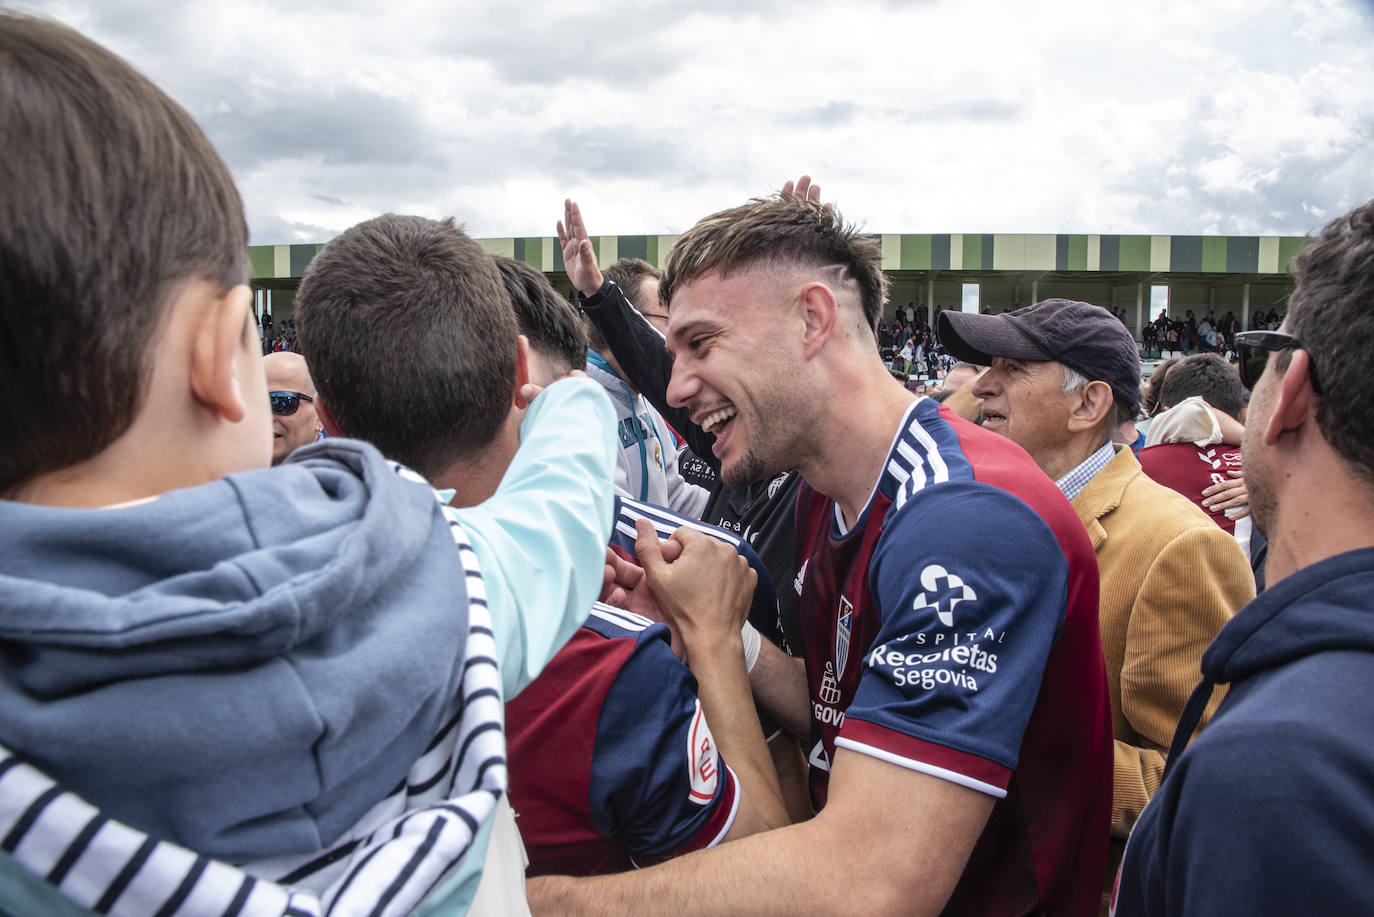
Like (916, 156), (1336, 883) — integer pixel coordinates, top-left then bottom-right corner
(449, 376), (618, 699)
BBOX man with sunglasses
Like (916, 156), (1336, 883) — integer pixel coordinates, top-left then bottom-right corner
(936, 298), (1254, 902)
(263, 351), (323, 465)
(1114, 198), (1374, 916)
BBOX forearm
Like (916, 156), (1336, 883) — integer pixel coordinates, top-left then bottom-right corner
(460, 378), (617, 696)
(748, 639), (811, 740)
(683, 630), (788, 835)
(769, 734), (814, 823)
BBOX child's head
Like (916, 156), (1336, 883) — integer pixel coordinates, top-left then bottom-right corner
(1, 13), (266, 502)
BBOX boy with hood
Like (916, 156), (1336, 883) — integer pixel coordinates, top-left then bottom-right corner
(0, 13), (615, 916)
(1113, 197), (1374, 914)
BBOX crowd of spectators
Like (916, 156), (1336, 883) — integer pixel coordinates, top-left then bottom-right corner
(4, 12), (1374, 917)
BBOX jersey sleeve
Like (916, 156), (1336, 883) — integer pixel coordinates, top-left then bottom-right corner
(837, 481), (1071, 797)
(587, 620), (739, 865)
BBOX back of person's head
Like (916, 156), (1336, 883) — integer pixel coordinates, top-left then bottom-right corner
(603, 258), (662, 314)
(1159, 353), (1244, 419)
(1142, 357), (1180, 416)
(0, 13), (248, 496)
(294, 214), (517, 479)
(1285, 197), (1374, 483)
(660, 195), (888, 333)
(494, 255), (586, 378)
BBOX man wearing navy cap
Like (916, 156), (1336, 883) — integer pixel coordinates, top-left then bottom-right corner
(938, 299), (1254, 901)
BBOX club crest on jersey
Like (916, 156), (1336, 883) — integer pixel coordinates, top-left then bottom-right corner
(686, 700), (719, 805)
(913, 564), (977, 627)
(835, 596), (854, 676)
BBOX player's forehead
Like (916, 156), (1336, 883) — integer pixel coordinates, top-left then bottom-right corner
(667, 268), (780, 339)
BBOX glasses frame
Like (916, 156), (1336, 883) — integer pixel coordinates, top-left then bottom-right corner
(1233, 330), (1323, 395)
(269, 390), (315, 416)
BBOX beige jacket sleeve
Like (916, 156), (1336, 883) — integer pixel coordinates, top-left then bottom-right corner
(1112, 522), (1254, 835)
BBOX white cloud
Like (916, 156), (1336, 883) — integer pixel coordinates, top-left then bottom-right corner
(16, 0), (1374, 242)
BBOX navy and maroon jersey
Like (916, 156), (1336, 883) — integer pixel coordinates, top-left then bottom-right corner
(506, 604), (738, 876)
(612, 496), (781, 646)
(794, 397), (1112, 916)
(1138, 442), (1248, 542)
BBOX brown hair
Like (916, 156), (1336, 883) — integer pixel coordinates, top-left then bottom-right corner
(0, 13), (248, 494)
(660, 195), (888, 332)
(294, 215), (519, 479)
(495, 256), (587, 376)
(1284, 197), (1374, 483)
(603, 258), (663, 313)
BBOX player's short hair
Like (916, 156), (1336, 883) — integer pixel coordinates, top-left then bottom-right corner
(1160, 353), (1244, 420)
(661, 195), (889, 333)
(294, 214), (517, 478)
(603, 258), (663, 313)
(0, 13), (248, 495)
(1283, 197), (1374, 483)
(494, 256), (586, 377)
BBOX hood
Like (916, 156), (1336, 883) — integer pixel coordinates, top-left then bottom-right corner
(0, 439), (474, 860)
(1201, 547), (1374, 686)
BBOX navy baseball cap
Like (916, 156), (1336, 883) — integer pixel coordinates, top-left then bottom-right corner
(937, 299), (1141, 415)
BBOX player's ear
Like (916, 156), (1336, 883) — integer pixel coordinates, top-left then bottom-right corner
(798, 282), (838, 360)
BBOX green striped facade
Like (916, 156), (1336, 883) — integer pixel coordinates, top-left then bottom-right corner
(248, 232), (1309, 281)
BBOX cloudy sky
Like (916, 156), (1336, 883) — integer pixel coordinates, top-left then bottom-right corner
(22, 0), (1374, 245)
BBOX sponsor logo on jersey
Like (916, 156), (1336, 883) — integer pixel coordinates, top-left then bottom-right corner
(794, 558), (809, 596)
(835, 596), (853, 677)
(686, 700), (719, 805)
(865, 636), (1000, 693)
(913, 564), (976, 628)
(1198, 447), (1222, 470)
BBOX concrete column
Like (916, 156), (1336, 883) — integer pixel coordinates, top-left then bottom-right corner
(1136, 283), (1144, 341)
(1242, 283), (1251, 330)
(1031, 279), (1038, 303)
(926, 277), (935, 325)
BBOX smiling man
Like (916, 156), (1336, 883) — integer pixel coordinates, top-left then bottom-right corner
(531, 190), (1112, 917)
(262, 351), (322, 464)
(937, 299), (1254, 899)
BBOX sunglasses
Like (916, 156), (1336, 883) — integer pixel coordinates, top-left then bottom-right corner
(1233, 330), (1323, 394)
(269, 391), (315, 416)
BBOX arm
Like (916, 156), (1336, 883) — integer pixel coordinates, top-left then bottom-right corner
(747, 638), (811, 740)
(528, 750), (993, 917)
(451, 377), (618, 698)
(559, 199), (717, 464)
(636, 520), (788, 839)
(1113, 523), (1254, 835)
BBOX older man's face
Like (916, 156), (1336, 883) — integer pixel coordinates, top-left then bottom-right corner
(972, 356), (1076, 473)
(263, 353), (322, 465)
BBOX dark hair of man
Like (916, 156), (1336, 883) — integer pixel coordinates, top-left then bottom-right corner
(1160, 353), (1244, 419)
(1283, 197), (1374, 483)
(294, 215), (518, 479)
(0, 13), (249, 495)
(494, 256), (587, 376)
(660, 196), (889, 333)
(603, 258), (663, 313)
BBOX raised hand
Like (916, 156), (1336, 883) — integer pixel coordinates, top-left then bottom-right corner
(556, 199), (605, 297)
